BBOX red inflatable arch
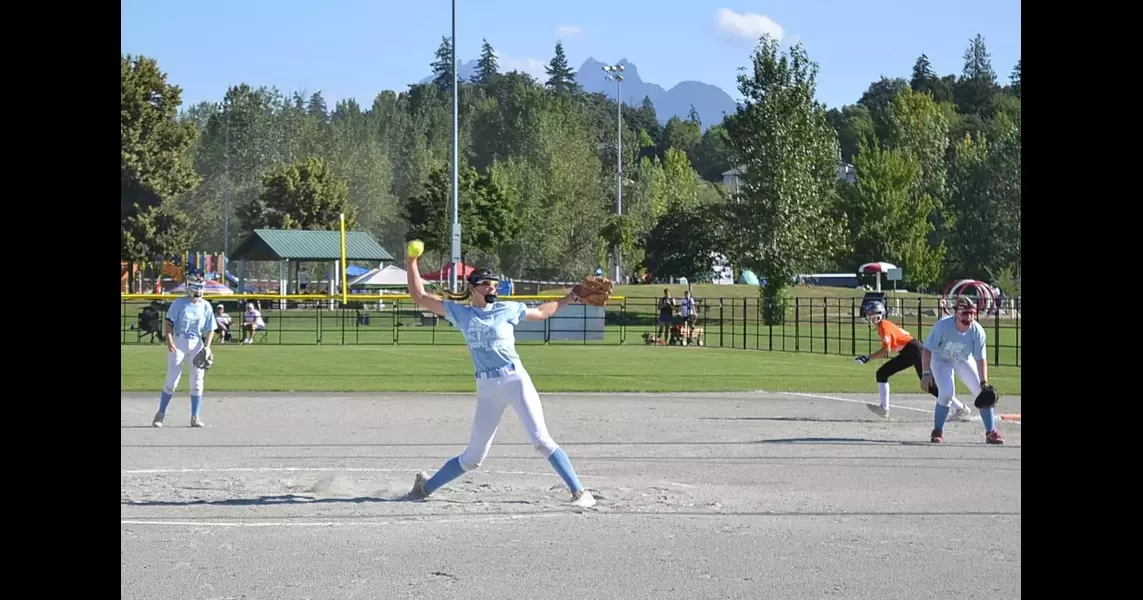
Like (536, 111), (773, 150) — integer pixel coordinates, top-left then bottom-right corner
(939, 279), (997, 316)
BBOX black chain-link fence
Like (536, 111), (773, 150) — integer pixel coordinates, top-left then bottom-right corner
(121, 294), (1022, 367)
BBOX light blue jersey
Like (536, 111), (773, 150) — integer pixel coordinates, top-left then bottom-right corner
(443, 300), (529, 375)
(924, 316), (986, 364)
(166, 296), (216, 339)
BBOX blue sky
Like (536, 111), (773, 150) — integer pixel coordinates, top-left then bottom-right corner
(121, 0), (1021, 111)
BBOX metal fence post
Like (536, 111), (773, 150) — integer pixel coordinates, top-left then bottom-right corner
(620, 299), (626, 344)
(742, 298), (747, 349)
(916, 298), (923, 343)
(754, 298), (759, 350)
(794, 298), (800, 353)
(823, 298), (828, 355)
(719, 299), (724, 347)
(767, 297), (773, 351)
(993, 304), (1000, 367)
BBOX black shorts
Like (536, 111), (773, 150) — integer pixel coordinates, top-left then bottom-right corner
(876, 339), (924, 383)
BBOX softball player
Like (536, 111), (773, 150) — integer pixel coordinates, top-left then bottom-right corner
(855, 300), (971, 420)
(403, 255), (596, 508)
(152, 274), (216, 428)
(920, 296), (1004, 444)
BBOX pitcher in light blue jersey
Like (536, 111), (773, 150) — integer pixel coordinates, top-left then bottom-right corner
(152, 273), (216, 428)
(403, 252), (596, 508)
(920, 296), (1004, 445)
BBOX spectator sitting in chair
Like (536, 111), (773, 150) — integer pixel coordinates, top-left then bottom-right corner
(215, 304), (233, 343)
(242, 302), (266, 344)
(136, 302), (164, 343)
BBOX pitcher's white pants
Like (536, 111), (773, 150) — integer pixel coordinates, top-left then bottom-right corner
(164, 335), (206, 396)
(459, 365), (560, 471)
(931, 358), (981, 407)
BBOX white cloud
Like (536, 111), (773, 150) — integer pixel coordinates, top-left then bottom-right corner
(714, 8), (784, 42)
(555, 24), (583, 39)
(499, 57), (548, 81)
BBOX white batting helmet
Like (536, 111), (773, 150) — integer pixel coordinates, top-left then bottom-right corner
(186, 273), (205, 299)
(861, 299), (885, 327)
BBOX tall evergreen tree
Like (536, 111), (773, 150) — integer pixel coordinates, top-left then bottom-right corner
(544, 42), (578, 94)
(430, 36), (456, 91)
(475, 38), (499, 85)
(954, 34), (999, 116)
(1008, 59), (1021, 99)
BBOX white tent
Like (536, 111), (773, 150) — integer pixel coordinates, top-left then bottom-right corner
(348, 265), (408, 288)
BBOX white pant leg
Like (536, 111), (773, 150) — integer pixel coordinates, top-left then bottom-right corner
(163, 338), (188, 395)
(186, 338), (206, 396)
(506, 367), (559, 458)
(458, 378), (511, 471)
(953, 360), (982, 396)
(931, 359), (957, 407)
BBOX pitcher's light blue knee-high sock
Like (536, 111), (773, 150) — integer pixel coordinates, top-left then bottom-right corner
(158, 391), (173, 413)
(426, 456), (466, 495)
(547, 448), (584, 492)
(934, 403), (951, 429)
(979, 407), (995, 432)
(190, 395), (202, 417)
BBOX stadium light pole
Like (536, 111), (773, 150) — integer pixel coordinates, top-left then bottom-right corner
(448, 0), (461, 293)
(603, 64), (624, 282)
(223, 99), (231, 263)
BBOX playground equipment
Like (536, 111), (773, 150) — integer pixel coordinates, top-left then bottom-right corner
(940, 279), (997, 315)
(858, 262), (899, 292)
(121, 252), (240, 293)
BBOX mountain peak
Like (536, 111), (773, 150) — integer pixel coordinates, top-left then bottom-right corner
(417, 56), (737, 131)
(576, 58), (735, 130)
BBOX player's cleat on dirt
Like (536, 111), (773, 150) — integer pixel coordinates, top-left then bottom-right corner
(571, 489), (596, 508)
(867, 404), (889, 418)
(951, 406), (973, 421)
(930, 428), (944, 443)
(985, 430), (1004, 445)
(407, 471), (430, 500)
(152, 412), (165, 427)
(190, 416), (205, 428)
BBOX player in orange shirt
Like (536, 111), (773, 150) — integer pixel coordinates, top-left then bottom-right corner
(854, 300), (971, 420)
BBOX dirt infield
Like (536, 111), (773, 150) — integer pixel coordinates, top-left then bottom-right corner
(121, 391), (1021, 600)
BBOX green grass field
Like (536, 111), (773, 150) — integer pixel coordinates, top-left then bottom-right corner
(120, 344), (1021, 395)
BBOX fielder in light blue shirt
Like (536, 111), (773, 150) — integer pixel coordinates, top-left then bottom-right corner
(165, 295), (217, 340)
(923, 314), (986, 364)
(153, 275), (216, 428)
(920, 296), (1004, 444)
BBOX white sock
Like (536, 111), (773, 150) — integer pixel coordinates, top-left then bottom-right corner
(951, 397), (966, 411)
(877, 382), (889, 409)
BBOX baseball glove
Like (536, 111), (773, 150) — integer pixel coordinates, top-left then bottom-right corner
(192, 347), (214, 370)
(974, 382), (998, 408)
(572, 276), (614, 307)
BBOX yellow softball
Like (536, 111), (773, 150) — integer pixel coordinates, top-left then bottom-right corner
(406, 239), (425, 258)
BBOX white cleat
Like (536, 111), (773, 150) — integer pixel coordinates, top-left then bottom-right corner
(866, 404), (890, 418)
(190, 415), (205, 428)
(951, 406), (973, 422)
(571, 489), (596, 508)
(152, 411), (165, 427)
